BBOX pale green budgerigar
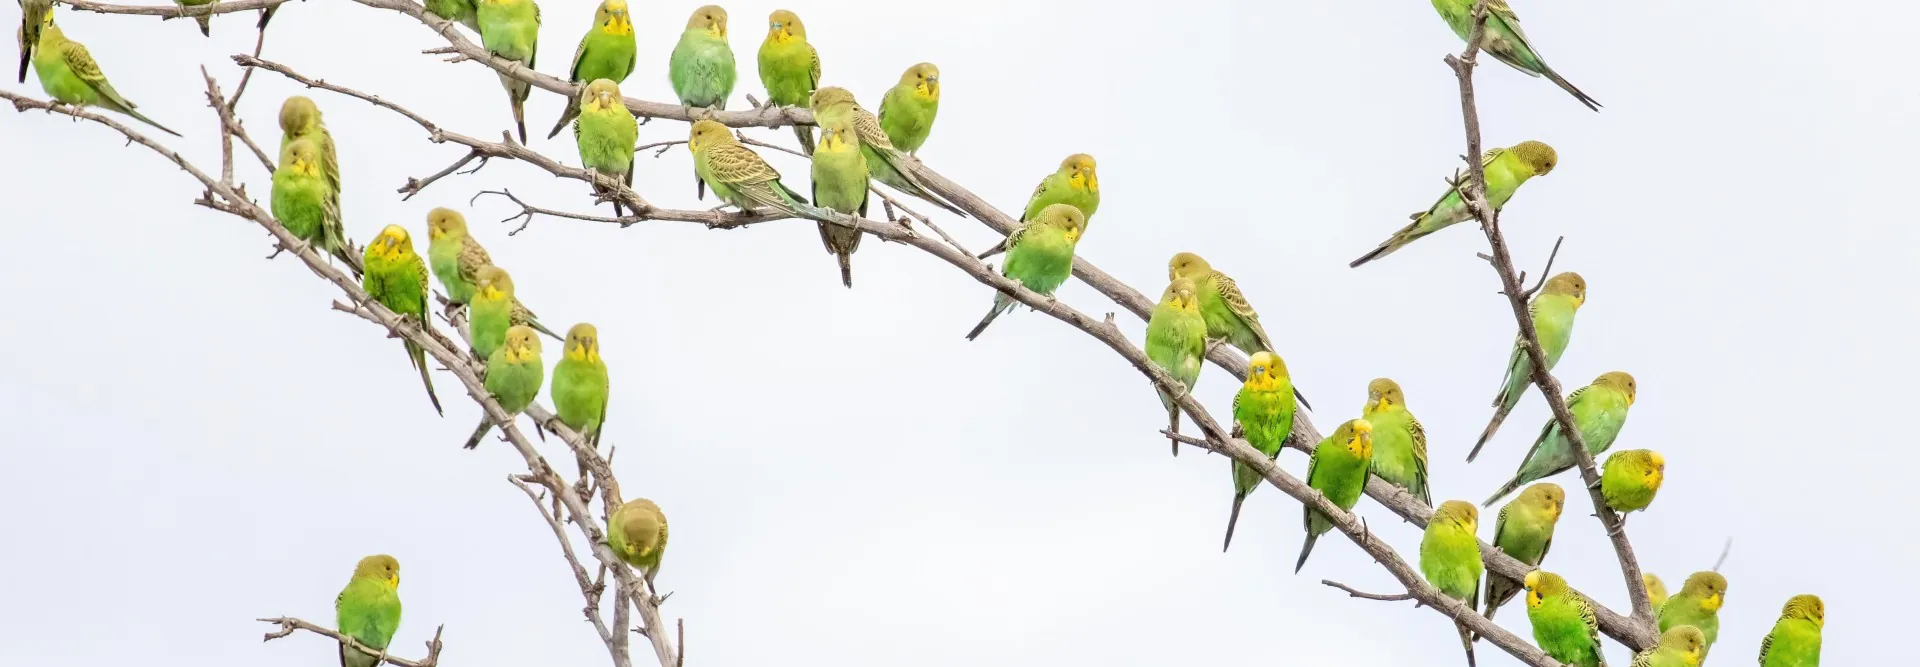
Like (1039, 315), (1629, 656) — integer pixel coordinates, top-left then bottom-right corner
(550, 322), (609, 449)
(1350, 141), (1557, 268)
(1483, 483), (1565, 621)
(175, 0), (215, 37)
(476, 0), (540, 143)
(1484, 371), (1636, 506)
(426, 0), (481, 32)
(608, 498), (669, 583)
(1759, 594), (1824, 667)
(362, 225), (444, 416)
(1431, 0), (1599, 111)
(1660, 571), (1727, 660)
(809, 86), (967, 217)
(545, 0), (636, 140)
(1469, 271), (1586, 461)
(426, 207), (488, 307)
(670, 5), (734, 109)
(1421, 501), (1483, 667)
(1601, 449), (1665, 515)
(279, 96), (346, 271)
(810, 116), (869, 288)
(1632, 625), (1705, 667)
(878, 62), (939, 155)
(976, 154), (1100, 260)
(1524, 570), (1605, 667)
(687, 119), (835, 222)
(963, 204), (1086, 340)
(17, 0), (51, 83)
(1222, 351), (1294, 552)
(466, 265), (561, 361)
(32, 12), (179, 136)
(756, 9), (819, 154)
(1644, 574), (1670, 610)
(273, 137), (360, 276)
(1296, 419), (1373, 573)
(1145, 277), (1207, 456)
(1167, 252), (1313, 410)
(335, 555), (402, 667)
(1361, 378), (1429, 505)
(464, 325), (545, 449)
(573, 78), (638, 217)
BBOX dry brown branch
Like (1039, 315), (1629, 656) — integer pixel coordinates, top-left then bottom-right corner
(1322, 580), (1418, 603)
(257, 616), (445, 667)
(58, 0), (292, 20)
(510, 475), (628, 667)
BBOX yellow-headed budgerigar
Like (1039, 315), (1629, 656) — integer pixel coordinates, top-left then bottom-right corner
(809, 86), (966, 216)
(476, 0), (541, 143)
(670, 5), (734, 109)
(687, 119), (835, 222)
(1145, 277), (1207, 456)
(809, 116), (869, 288)
(878, 62), (939, 155)
(426, 207), (488, 308)
(1632, 625), (1706, 667)
(977, 154), (1098, 260)
(1469, 272), (1586, 461)
(545, 0), (635, 140)
(1524, 570), (1604, 667)
(1431, 0), (1599, 111)
(362, 224), (444, 416)
(756, 9), (819, 153)
(1222, 351), (1294, 551)
(1660, 571), (1728, 659)
(464, 325), (545, 449)
(335, 555), (402, 667)
(1361, 378), (1428, 505)
(1483, 483), (1564, 621)
(1600, 449), (1664, 515)
(573, 78), (638, 216)
(32, 11), (179, 136)
(273, 138), (360, 276)
(1421, 500), (1483, 667)
(963, 204), (1085, 340)
(466, 265), (561, 361)
(1484, 371), (1636, 506)
(609, 498), (668, 583)
(1296, 419), (1373, 573)
(1350, 141), (1557, 268)
(1167, 252), (1312, 410)
(1758, 594), (1823, 667)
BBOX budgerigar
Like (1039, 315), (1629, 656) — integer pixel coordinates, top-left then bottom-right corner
(1632, 626), (1706, 667)
(464, 325), (545, 449)
(1484, 371), (1636, 506)
(1167, 251), (1313, 410)
(1758, 595), (1824, 667)
(1145, 277), (1206, 456)
(1222, 351), (1294, 551)
(335, 555), (402, 667)
(279, 97), (341, 217)
(545, 0), (635, 140)
(426, 208), (488, 307)
(17, 0), (50, 83)
(977, 154), (1099, 260)
(963, 203), (1085, 340)
(1484, 482), (1565, 621)
(476, 0), (540, 143)
(1362, 378), (1429, 505)
(1431, 0), (1599, 111)
(1296, 419), (1373, 573)
(574, 79), (638, 216)
(809, 86), (966, 216)
(362, 225), (444, 416)
(1660, 572), (1727, 659)
(1421, 501), (1483, 667)
(670, 5), (734, 109)
(467, 265), (560, 360)
(1524, 570), (1605, 667)
(1601, 449), (1665, 515)
(810, 116), (869, 287)
(688, 119), (835, 222)
(175, 0), (216, 36)
(1644, 574), (1670, 610)
(878, 62), (939, 155)
(1469, 271), (1586, 461)
(1350, 140), (1557, 268)
(756, 9), (818, 153)
(32, 12), (179, 136)
(425, 0), (481, 33)
(272, 137), (359, 275)
(551, 322), (609, 449)
(608, 498), (668, 583)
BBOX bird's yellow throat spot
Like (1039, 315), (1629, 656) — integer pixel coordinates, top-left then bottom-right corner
(1703, 593), (1724, 612)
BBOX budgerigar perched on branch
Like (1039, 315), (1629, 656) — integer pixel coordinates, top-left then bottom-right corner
(1296, 419), (1373, 573)
(1660, 572), (1728, 660)
(879, 62), (940, 155)
(1470, 271), (1585, 462)
(464, 325), (545, 449)
(547, 0), (635, 140)
(810, 116), (869, 288)
(574, 79), (638, 216)
(335, 555), (402, 667)
(688, 119), (835, 222)
(1483, 483), (1564, 621)
(977, 154), (1099, 260)
(1430, 0), (1600, 111)
(810, 86), (966, 217)
(362, 225), (444, 417)
(963, 204), (1085, 341)
(1222, 351), (1294, 551)
(1759, 595), (1824, 667)
(1420, 501), (1483, 667)
(756, 9), (819, 154)
(1483, 371), (1635, 507)
(476, 0), (541, 143)
(1145, 277), (1206, 455)
(609, 498), (668, 583)
(1350, 140), (1557, 268)
(1523, 570), (1604, 667)
(1362, 378), (1428, 505)
(31, 12), (179, 136)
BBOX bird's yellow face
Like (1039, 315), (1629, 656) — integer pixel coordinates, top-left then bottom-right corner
(285, 142), (322, 177)
(475, 267), (512, 301)
(1344, 419), (1373, 458)
(598, 0), (632, 35)
(1683, 572), (1728, 612)
(582, 79), (623, 112)
(1364, 378), (1403, 415)
(1783, 595), (1825, 627)
(1512, 140), (1558, 175)
(1436, 500), (1477, 530)
(1593, 371), (1637, 404)
(1644, 452), (1666, 488)
(1542, 272), (1586, 305)
(688, 5), (727, 38)
(817, 122), (853, 151)
(1244, 351), (1287, 391)
(372, 225), (413, 260)
(688, 119), (732, 153)
(426, 207), (465, 241)
(766, 9), (803, 41)
(1167, 251), (1209, 281)
(1163, 278), (1199, 312)
(809, 86), (854, 113)
(1524, 571), (1546, 607)
(353, 555), (401, 589)
(903, 63), (940, 100)
(503, 326), (541, 363)
(565, 323), (600, 363)
(1528, 484), (1565, 520)
(1063, 153), (1098, 192)
(1040, 205), (1085, 243)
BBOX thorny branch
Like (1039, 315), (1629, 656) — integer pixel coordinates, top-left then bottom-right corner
(257, 616), (445, 667)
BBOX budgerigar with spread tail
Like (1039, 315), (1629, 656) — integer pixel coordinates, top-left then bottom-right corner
(609, 498), (669, 583)
(809, 86), (966, 216)
(1759, 594), (1823, 667)
(273, 138), (359, 276)
(964, 204), (1085, 341)
(335, 555), (402, 667)
(1524, 570), (1605, 667)
(1601, 449), (1665, 515)
(32, 12), (179, 136)
(1633, 626), (1706, 667)
(878, 62), (939, 155)
(1483, 483), (1564, 622)
(1222, 351), (1293, 551)
(1362, 378), (1428, 505)
(465, 325), (544, 449)
(476, 0), (540, 143)
(1350, 140), (1557, 268)
(688, 119), (835, 222)
(1296, 419), (1373, 573)
(1431, 0), (1599, 111)
(756, 9), (818, 154)
(546, 0), (635, 140)
(810, 116), (869, 288)
(1484, 371), (1636, 506)
(1167, 252), (1312, 410)
(1145, 277), (1206, 456)
(1470, 271), (1586, 461)
(467, 265), (560, 360)
(17, 0), (50, 83)
(1421, 501), (1483, 667)
(1660, 572), (1728, 660)
(574, 79), (638, 216)
(977, 154), (1099, 260)
(362, 225), (444, 416)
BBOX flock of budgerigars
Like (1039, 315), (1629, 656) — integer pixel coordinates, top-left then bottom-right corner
(13, 0), (1824, 665)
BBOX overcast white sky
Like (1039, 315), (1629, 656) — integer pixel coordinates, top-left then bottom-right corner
(3, 0), (1914, 665)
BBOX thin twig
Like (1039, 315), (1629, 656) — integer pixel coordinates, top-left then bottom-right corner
(256, 617), (445, 667)
(475, 188), (636, 235)
(1713, 537), (1734, 572)
(228, 19), (271, 111)
(60, 0), (291, 19)
(510, 475), (628, 667)
(1321, 580), (1417, 602)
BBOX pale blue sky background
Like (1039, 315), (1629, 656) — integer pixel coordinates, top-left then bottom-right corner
(2, 0), (1914, 665)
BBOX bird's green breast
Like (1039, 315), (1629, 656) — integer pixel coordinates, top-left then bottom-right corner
(879, 88), (937, 153)
(1495, 506), (1555, 563)
(1233, 385), (1294, 457)
(1309, 444), (1370, 508)
(1366, 408), (1423, 489)
(809, 147), (868, 214)
(469, 296), (513, 359)
(35, 42), (97, 106)
(757, 39), (813, 106)
(576, 106), (637, 174)
(427, 238), (467, 302)
(578, 29), (637, 84)
(551, 358), (608, 431)
(270, 171), (328, 242)
(485, 355), (544, 413)
(1001, 227), (1075, 296)
(670, 32), (736, 107)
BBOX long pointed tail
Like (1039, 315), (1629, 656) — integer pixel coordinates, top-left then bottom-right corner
(964, 296), (1013, 341)
(195, 15), (212, 37)
(1543, 68), (1601, 112)
(1349, 221), (1424, 268)
(123, 108), (182, 138)
(1165, 399), (1181, 457)
(527, 319), (563, 342)
(407, 341), (444, 417)
(836, 251), (853, 288)
(1454, 621), (1478, 667)
(546, 99), (580, 140)
(793, 125), (815, 156)
(976, 238), (1009, 260)
(1467, 401), (1515, 462)
(1293, 387), (1313, 412)
(17, 49), (30, 85)
(1482, 475), (1524, 507)
(257, 6), (275, 29)
(463, 417), (494, 449)
(1222, 493), (1248, 552)
(1294, 532), (1319, 573)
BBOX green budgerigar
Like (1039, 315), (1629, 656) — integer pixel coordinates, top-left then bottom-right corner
(17, 0), (51, 83)
(1421, 500), (1484, 667)
(608, 498), (669, 583)
(1484, 371), (1636, 506)
(335, 555), (403, 667)
(1644, 574), (1670, 610)
(1296, 418), (1374, 573)
(756, 9), (819, 153)
(279, 97), (342, 227)
(1431, 0), (1599, 111)
(1166, 252), (1312, 410)
(425, 0), (481, 33)
(574, 78), (638, 216)
(476, 0), (540, 143)
(1633, 625), (1706, 667)
(273, 138), (359, 276)
(362, 225), (444, 416)
(1222, 351), (1295, 551)
(1470, 271), (1586, 461)
(1660, 571), (1727, 659)
(976, 153), (1099, 260)
(1350, 140), (1558, 268)
(464, 325), (545, 449)
(670, 5), (734, 109)
(32, 12), (179, 136)
(810, 116), (869, 288)
(878, 62), (939, 155)
(1361, 378), (1429, 505)
(551, 322), (609, 449)
(175, 0), (215, 37)
(1145, 277), (1207, 456)
(545, 0), (635, 140)
(467, 265), (559, 360)
(1601, 449), (1665, 515)
(426, 207), (487, 307)
(688, 119), (834, 222)
(809, 86), (966, 216)
(963, 203), (1086, 340)
(1524, 570), (1605, 667)
(1759, 594), (1824, 667)
(1483, 482), (1565, 621)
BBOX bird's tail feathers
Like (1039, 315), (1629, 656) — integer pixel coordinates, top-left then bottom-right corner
(793, 125), (815, 156)
(546, 99), (580, 140)
(964, 294), (1014, 341)
(407, 340), (445, 417)
(1544, 68), (1601, 112)
(1482, 475), (1524, 507)
(1222, 493), (1248, 552)
(195, 15), (211, 37)
(463, 417), (494, 449)
(1467, 404), (1513, 463)
(1294, 532), (1319, 573)
(1348, 219), (1426, 268)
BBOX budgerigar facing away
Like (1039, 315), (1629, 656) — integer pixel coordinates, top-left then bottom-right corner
(878, 62), (940, 155)
(362, 225), (444, 416)
(546, 0), (635, 140)
(809, 86), (966, 216)
(476, 0), (540, 143)
(1483, 482), (1564, 622)
(1222, 351), (1294, 551)
(335, 555), (402, 667)
(1296, 419), (1373, 573)
(1361, 378), (1428, 505)
(609, 498), (669, 583)
(756, 9), (819, 153)
(1350, 140), (1557, 268)
(32, 12), (179, 136)
(1421, 501), (1483, 667)
(1145, 277), (1207, 456)
(1483, 371), (1636, 506)
(810, 116), (869, 287)
(574, 79), (638, 216)
(1644, 574), (1670, 610)
(1758, 594), (1823, 667)
(1600, 449), (1664, 515)
(977, 154), (1099, 260)
(688, 119), (834, 222)
(1660, 571), (1727, 660)
(1523, 570), (1605, 667)
(1168, 252), (1313, 410)
(1632, 626), (1706, 667)
(1431, 0), (1600, 111)
(425, 0), (481, 33)
(464, 325), (545, 449)
(963, 204), (1086, 341)
(1470, 271), (1586, 461)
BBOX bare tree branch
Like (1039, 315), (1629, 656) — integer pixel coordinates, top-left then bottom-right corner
(58, 0), (292, 19)
(257, 617), (444, 667)
(510, 475), (628, 667)
(1322, 580), (1417, 603)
